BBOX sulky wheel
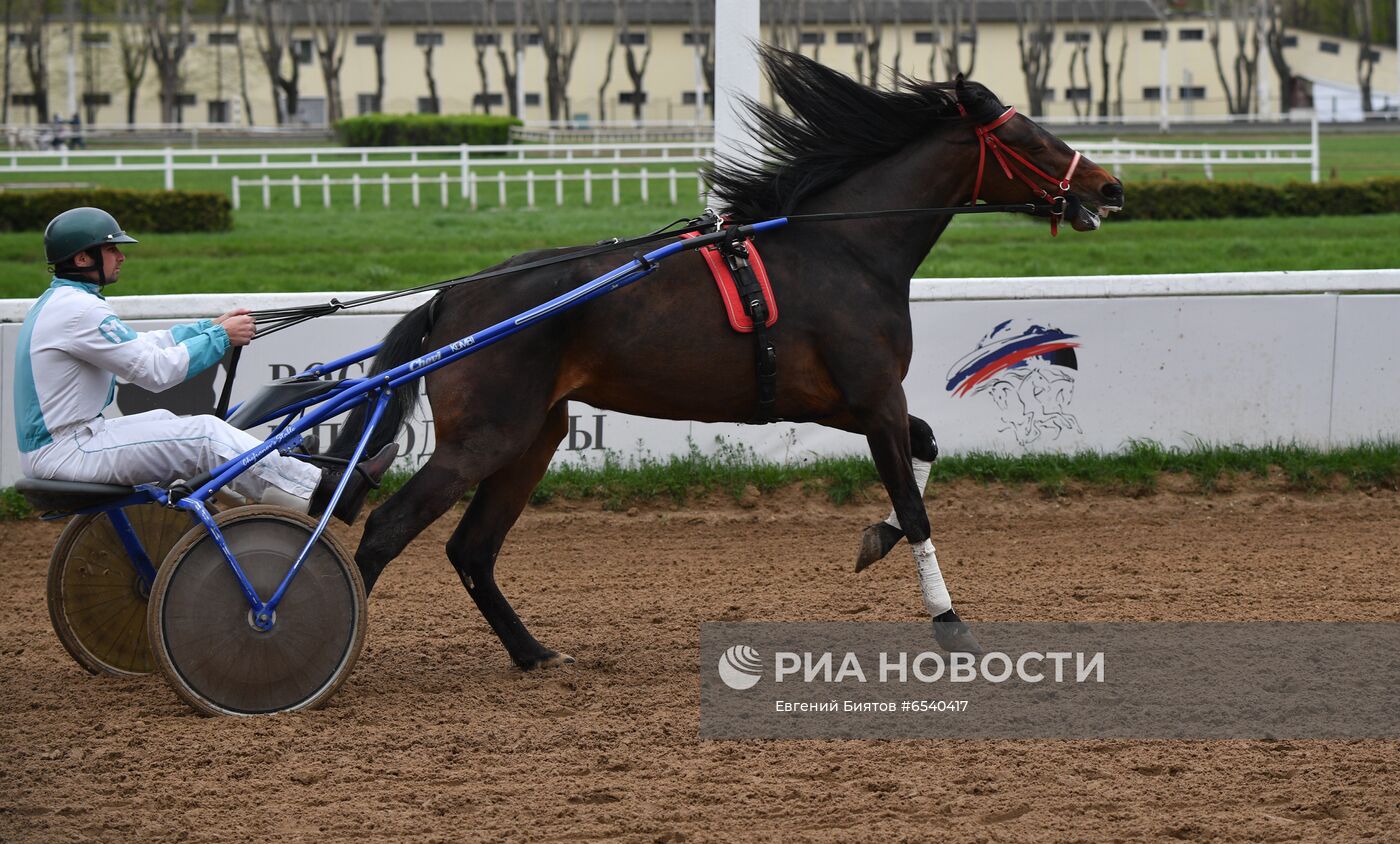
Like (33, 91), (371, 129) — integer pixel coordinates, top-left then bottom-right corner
(47, 505), (202, 676)
(147, 505), (366, 716)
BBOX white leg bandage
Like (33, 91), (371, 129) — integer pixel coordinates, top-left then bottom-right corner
(884, 457), (933, 530)
(913, 539), (952, 617)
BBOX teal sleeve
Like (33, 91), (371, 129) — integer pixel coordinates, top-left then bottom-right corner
(181, 323), (230, 379)
(170, 319), (214, 344)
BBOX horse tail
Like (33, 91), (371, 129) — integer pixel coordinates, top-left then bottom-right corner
(326, 294), (439, 460)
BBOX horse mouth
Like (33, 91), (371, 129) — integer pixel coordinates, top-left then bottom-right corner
(1070, 202), (1121, 232)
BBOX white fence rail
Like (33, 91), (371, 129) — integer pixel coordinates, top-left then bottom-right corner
(0, 129), (1322, 200)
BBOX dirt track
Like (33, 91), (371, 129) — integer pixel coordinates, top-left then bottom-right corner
(3, 482), (1399, 842)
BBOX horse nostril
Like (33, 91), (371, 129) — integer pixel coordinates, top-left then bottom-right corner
(1101, 182), (1124, 204)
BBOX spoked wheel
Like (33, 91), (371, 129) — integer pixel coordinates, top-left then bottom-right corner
(148, 505), (366, 716)
(47, 505), (202, 676)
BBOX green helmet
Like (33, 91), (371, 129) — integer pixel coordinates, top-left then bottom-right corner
(44, 207), (138, 264)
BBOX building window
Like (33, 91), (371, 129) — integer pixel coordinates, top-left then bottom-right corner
(800, 31), (826, 45)
(835, 31), (865, 45)
(1064, 31), (1090, 44)
(473, 93), (504, 107)
(619, 91), (648, 105)
(1179, 28), (1205, 41)
(8, 32), (31, 45)
(208, 31), (238, 46)
(415, 31), (444, 48)
(357, 93), (380, 114)
(682, 90), (714, 105)
(354, 33), (383, 47)
(682, 32), (709, 46)
(82, 92), (112, 106)
(1281, 34), (1297, 47)
(618, 32), (646, 46)
(1143, 28), (1165, 42)
(1040, 89), (1057, 102)
(81, 31), (111, 45)
(1318, 40), (1340, 54)
(473, 32), (499, 47)
(176, 93), (197, 106)
(292, 38), (313, 63)
(524, 93), (542, 106)
(208, 100), (230, 123)
(11, 93), (37, 105)
(1363, 48), (1381, 61)
(914, 31), (940, 45)
(1142, 86), (1167, 100)
(1065, 87), (1091, 101)
(417, 97), (440, 114)
(1178, 86), (1206, 100)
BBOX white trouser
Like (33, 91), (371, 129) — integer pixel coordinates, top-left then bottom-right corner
(22, 409), (321, 503)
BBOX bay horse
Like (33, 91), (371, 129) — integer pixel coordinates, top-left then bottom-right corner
(328, 47), (1124, 669)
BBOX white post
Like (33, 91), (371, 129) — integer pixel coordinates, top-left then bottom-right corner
(498, 170), (507, 206)
(412, 172), (421, 207)
(555, 169), (564, 205)
(440, 171), (449, 207)
(231, 175), (240, 211)
(714, 0), (761, 204)
(353, 173), (362, 209)
(262, 174), (271, 209)
(668, 167), (678, 204)
(164, 147), (175, 190)
(527, 170), (536, 207)
(612, 168), (620, 205)
(322, 174), (332, 208)
(1310, 115), (1320, 183)
(459, 144), (471, 198)
(640, 167), (649, 203)
(292, 174), (301, 208)
(382, 172), (391, 207)
(584, 168), (593, 205)
(470, 172), (479, 209)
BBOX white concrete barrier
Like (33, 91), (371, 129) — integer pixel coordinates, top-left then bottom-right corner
(2, 269), (1397, 487)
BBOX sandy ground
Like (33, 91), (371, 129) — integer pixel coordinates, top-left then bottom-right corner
(2, 481), (1399, 842)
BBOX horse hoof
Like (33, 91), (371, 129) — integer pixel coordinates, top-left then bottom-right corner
(854, 522), (905, 572)
(932, 609), (984, 655)
(521, 651), (576, 670)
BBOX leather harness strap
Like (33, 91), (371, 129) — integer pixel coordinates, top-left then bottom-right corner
(714, 229), (779, 422)
(962, 104), (1082, 236)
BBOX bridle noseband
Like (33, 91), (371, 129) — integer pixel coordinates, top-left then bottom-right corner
(960, 104), (1082, 236)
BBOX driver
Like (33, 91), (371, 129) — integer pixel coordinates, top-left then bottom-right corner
(14, 207), (395, 522)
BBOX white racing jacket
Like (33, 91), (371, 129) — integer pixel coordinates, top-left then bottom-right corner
(13, 278), (229, 453)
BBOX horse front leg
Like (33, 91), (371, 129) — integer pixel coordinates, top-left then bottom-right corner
(856, 414), (938, 572)
(355, 453), (477, 594)
(445, 402), (573, 670)
(860, 400), (982, 654)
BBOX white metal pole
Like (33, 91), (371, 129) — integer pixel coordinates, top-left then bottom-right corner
(714, 0), (761, 205)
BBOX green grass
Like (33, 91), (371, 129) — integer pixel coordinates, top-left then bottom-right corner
(2, 207), (1397, 299)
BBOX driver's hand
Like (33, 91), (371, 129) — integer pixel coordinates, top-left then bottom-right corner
(215, 309), (255, 347)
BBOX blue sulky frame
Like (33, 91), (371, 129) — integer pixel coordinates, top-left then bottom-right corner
(46, 219), (789, 632)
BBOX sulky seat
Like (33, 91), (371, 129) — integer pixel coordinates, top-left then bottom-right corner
(15, 477), (138, 513)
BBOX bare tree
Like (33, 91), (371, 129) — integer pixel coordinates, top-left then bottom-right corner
(252, 0), (300, 124)
(145, 0), (193, 123)
(531, 0), (581, 121)
(473, 2), (496, 114)
(767, 0), (803, 54)
(1067, 6), (1091, 118)
(80, 0), (101, 124)
(597, 0), (620, 121)
(1092, 0), (1127, 117)
(234, 0), (255, 124)
(931, 0), (977, 80)
(308, 0), (349, 123)
(1262, 0), (1297, 113)
(3, 0), (13, 125)
(116, 0), (147, 125)
(487, 0), (522, 117)
(1352, 0), (1377, 112)
(421, 0), (439, 113)
(1207, 0), (1262, 115)
(890, 0), (903, 88)
(619, 1), (653, 121)
(687, 0), (714, 116)
(22, 0), (48, 122)
(368, 0), (386, 112)
(850, 0), (884, 88)
(1014, 0), (1056, 117)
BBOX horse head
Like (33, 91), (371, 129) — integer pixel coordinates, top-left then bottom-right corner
(953, 77), (1124, 232)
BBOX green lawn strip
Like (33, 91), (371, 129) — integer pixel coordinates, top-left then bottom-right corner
(3, 210), (1398, 299)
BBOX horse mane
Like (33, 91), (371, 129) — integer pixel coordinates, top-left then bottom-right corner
(707, 46), (1006, 221)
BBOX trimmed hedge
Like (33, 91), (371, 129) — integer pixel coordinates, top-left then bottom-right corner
(335, 114), (522, 147)
(0, 188), (232, 233)
(1116, 178), (1400, 221)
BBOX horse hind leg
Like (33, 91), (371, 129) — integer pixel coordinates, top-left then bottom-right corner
(855, 414), (938, 573)
(445, 402), (573, 670)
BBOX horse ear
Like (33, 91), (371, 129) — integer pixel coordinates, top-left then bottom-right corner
(954, 74), (968, 101)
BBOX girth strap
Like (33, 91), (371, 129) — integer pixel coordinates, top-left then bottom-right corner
(716, 231), (778, 422)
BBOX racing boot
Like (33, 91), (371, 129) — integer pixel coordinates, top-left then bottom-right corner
(308, 443), (399, 525)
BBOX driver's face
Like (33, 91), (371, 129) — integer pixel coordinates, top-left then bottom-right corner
(101, 244), (125, 280)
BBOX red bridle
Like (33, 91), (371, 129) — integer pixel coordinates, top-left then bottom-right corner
(960, 104), (1082, 236)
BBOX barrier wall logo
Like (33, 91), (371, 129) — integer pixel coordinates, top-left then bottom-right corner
(716, 644), (764, 690)
(946, 319), (1082, 446)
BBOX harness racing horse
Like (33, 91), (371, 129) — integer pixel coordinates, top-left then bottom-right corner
(329, 47), (1125, 669)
